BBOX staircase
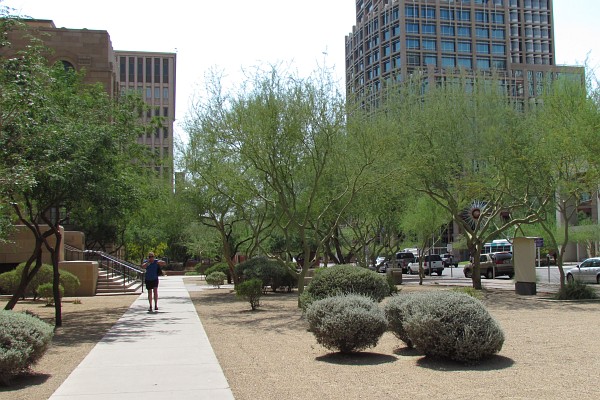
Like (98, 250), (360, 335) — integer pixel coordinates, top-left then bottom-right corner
(65, 245), (144, 295)
(96, 269), (143, 295)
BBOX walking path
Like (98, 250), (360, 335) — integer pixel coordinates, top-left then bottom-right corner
(49, 276), (235, 400)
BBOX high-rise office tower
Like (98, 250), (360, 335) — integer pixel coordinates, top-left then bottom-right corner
(345, 0), (581, 106)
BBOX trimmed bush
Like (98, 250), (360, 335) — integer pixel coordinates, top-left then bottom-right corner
(206, 271), (227, 288)
(0, 264), (80, 299)
(0, 310), (54, 385)
(306, 294), (387, 353)
(235, 257), (297, 292)
(300, 264), (389, 311)
(554, 279), (598, 300)
(204, 262), (232, 283)
(235, 278), (263, 310)
(37, 283), (64, 305)
(385, 291), (504, 363)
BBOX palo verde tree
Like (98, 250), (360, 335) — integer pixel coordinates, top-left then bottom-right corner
(1, 41), (147, 325)
(383, 73), (546, 289)
(183, 65), (385, 298)
(524, 69), (600, 288)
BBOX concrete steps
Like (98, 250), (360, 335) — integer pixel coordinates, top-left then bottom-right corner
(96, 270), (142, 295)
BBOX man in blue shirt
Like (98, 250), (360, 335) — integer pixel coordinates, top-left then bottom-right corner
(141, 252), (166, 312)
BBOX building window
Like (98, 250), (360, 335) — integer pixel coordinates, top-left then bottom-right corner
(146, 58), (152, 83)
(163, 107), (169, 117)
(440, 8), (453, 20)
(119, 57), (126, 82)
(406, 37), (420, 49)
(424, 54), (437, 66)
(163, 128), (169, 138)
(442, 56), (456, 67)
(422, 24), (436, 35)
(383, 45), (391, 56)
(392, 40), (401, 52)
(477, 42), (490, 54)
(405, 5), (418, 18)
(422, 6), (435, 19)
(457, 10), (471, 21)
(493, 59), (507, 70)
(154, 58), (161, 83)
(146, 87), (152, 99)
(128, 57), (134, 82)
(492, 12), (505, 24)
(477, 58), (491, 69)
(154, 87), (160, 99)
(441, 40), (455, 52)
(407, 53), (420, 66)
(163, 87), (169, 99)
(392, 24), (400, 36)
(406, 23), (419, 34)
(492, 28), (505, 39)
(492, 43), (506, 54)
(137, 58), (143, 83)
(476, 27), (489, 38)
(458, 41), (472, 53)
(457, 26), (471, 37)
(423, 39), (436, 51)
(475, 11), (489, 23)
(441, 25), (455, 36)
(162, 58), (169, 84)
(458, 57), (473, 68)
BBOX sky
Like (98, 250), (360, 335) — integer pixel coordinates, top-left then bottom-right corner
(3, 0), (599, 144)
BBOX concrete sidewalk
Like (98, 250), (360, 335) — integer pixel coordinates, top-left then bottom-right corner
(49, 276), (235, 400)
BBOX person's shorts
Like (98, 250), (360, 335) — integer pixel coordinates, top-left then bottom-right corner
(145, 279), (159, 290)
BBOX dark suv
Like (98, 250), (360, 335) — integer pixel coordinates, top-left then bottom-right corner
(463, 252), (514, 279)
(394, 252), (416, 274)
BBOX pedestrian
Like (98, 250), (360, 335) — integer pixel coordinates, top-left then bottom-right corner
(141, 252), (166, 312)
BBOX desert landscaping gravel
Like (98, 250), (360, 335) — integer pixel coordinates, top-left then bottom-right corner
(2, 281), (599, 400)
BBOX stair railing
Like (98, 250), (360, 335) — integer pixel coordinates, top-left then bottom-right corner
(86, 250), (145, 293)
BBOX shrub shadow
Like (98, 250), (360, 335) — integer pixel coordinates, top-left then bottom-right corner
(0, 371), (50, 391)
(316, 352), (397, 366)
(416, 354), (514, 371)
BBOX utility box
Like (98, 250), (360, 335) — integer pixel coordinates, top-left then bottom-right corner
(386, 267), (403, 285)
(513, 237), (536, 295)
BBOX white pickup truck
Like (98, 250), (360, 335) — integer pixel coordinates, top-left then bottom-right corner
(407, 254), (444, 276)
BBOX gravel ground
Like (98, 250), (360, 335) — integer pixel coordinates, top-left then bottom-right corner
(188, 281), (600, 400)
(2, 282), (599, 400)
(0, 294), (137, 400)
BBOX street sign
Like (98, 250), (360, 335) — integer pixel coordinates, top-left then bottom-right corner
(534, 237), (544, 248)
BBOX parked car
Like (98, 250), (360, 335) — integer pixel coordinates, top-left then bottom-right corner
(463, 252), (514, 279)
(407, 254), (444, 276)
(566, 257), (600, 284)
(375, 256), (388, 273)
(441, 253), (459, 268)
(394, 251), (416, 274)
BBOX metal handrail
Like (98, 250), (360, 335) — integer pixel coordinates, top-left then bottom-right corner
(64, 245), (145, 293)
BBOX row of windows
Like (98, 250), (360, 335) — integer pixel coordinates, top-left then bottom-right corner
(404, 23), (506, 39)
(119, 56), (171, 84)
(407, 7), (505, 24)
(405, 37), (506, 55)
(120, 86), (170, 101)
(404, 53), (506, 70)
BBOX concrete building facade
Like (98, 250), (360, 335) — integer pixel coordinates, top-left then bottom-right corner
(0, 19), (176, 185)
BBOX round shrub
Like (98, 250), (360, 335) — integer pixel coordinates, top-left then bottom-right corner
(0, 310), (54, 385)
(36, 283), (64, 305)
(235, 257), (297, 292)
(301, 264), (389, 311)
(235, 278), (263, 310)
(206, 271), (227, 288)
(0, 264), (80, 299)
(305, 294), (388, 353)
(384, 294), (419, 348)
(204, 262), (232, 283)
(386, 291), (504, 363)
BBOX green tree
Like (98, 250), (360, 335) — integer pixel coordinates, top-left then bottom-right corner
(1, 38), (146, 325)
(382, 74), (545, 289)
